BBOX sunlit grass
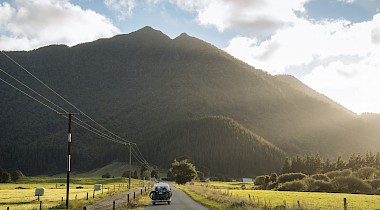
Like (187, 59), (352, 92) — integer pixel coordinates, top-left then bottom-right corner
(183, 182), (380, 210)
(0, 177), (147, 209)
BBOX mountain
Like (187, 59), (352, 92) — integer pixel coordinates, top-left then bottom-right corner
(145, 116), (285, 177)
(0, 26), (379, 176)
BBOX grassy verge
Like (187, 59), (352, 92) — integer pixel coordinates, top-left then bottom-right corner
(0, 177), (149, 210)
(186, 182), (380, 210)
(178, 184), (241, 210)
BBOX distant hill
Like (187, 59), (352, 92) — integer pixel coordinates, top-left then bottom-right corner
(144, 116), (285, 177)
(275, 74), (355, 116)
(0, 26), (379, 176)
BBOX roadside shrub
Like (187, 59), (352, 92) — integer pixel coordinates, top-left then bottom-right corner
(303, 177), (316, 191)
(311, 174), (330, 182)
(278, 173), (307, 183)
(354, 167), (379, 180)
(254, 175), (265, 185)
(314, 180), (332, 192)
(270, 173), (278, 182)
(326, 169), (352, 179)
(278, 180), (307, 191)
(331, 176), (372, 194)
(267, 182), (279, 190)
(367, 179), (380, 189)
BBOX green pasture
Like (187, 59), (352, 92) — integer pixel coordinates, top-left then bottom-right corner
(0, 177), (146, 210)
(189, 182), (380, 209)
(228, 189), (380, 209)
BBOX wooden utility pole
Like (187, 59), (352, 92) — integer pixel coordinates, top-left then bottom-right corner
(58, 112), (80, 209)
(129, 143), (132, 189)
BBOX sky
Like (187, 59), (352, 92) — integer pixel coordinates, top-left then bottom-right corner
(0, 0), (379, 114)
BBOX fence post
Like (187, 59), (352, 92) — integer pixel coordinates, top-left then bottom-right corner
(344, 198), (347, 210)
(7, 207), (9, 210)
(113, 201), (116, 210)
(83, 207), (86, 210)
(75, 194), (77, 200)
(134, 191), (136, 199)
(87, 192), (88, 200)
(93, 190), (95, 199)
(298, 200), (300, 209)
(127, 194), (130, 204)
(61, 197), (63, 202)
(141, 189), (143, 195)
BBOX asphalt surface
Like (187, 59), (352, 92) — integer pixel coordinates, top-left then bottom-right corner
(84, 187), (144, 210)
(145, 186), (209, 210)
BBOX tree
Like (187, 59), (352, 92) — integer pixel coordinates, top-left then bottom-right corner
(169, 159), (197, 184)
(0, 170), (11, 183)
(122, 170), (131, 178)
(142, 170), (151, 180)
(151, 168), (160, 179)
(11, 170), (23, 182)
(102, 172), (111, 178)
(167, 169), (173, 181)
(282, 158), (291, 174)
(133, 170), (138, 179)
(270, 173), (278, 183)
(140, 164), (150, 179)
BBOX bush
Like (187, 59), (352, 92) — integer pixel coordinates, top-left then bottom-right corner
(270, 173), (278, 182)
(303, 177), (317, 191)
(311, 174), (330, 182)
(331, 176), (372, 194)
(367, 179), (380, 189)
(101, 172), (111, 178)
(326, 169), (352, 179)
(122, 170), (131, 178)
(278, 180), (307, 191)
(278, 173), (307, 183)
(314, 180), (332, 192)
(11, 170), (23, 182)
(355, 167), (379, 180)
(254, 175), (266, 185)
(0, 167), (11, 183)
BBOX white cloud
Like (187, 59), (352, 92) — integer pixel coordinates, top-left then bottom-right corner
(104, 0), (136, 20)
(337, 0), (355, 3)
(171, 0), (310, 35)
(225, 13), (380, 114)
(0, 0), (120, 51)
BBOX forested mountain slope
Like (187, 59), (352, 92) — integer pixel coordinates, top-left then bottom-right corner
(0, 26), (379, 176)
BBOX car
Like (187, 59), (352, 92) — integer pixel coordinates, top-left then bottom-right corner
(149, 182), (172, 205)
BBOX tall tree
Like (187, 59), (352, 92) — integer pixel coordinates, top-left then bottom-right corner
(170, 159), (197, 184)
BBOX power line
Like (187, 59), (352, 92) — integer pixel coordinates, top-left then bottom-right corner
(0, 68), (69, 114)
(1, 50), (135, 145)
(0, 75), (60, 113)
(0, 51), (150, 167)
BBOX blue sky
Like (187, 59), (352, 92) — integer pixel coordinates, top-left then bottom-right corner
(1, 0), (380, 114)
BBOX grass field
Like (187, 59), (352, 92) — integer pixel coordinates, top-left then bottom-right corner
(182, 182), (380, 210)
(0, 177), (148, 210)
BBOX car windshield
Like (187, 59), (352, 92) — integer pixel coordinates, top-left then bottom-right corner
(154, 186), (168, 191)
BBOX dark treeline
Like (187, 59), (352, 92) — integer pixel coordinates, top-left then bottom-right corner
(282, 152), (380, 175)
(144, 116), (286, 177)
(0, 165), (23, 183)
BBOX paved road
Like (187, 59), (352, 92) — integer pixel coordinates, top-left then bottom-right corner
(145, 186), (208, 210)
(84, 188), (143, 210)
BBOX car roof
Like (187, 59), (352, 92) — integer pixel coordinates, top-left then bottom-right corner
(153, 182), (170, 187)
